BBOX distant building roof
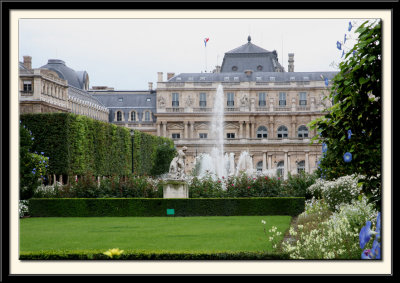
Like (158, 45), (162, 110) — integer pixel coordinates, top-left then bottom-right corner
(90, 91), (156, 110)
(40, 59), (88, 89)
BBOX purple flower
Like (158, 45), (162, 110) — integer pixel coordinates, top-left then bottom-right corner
(31, 137), (34, 140)
(336, 41), (342, 50)
(347, 129), (352, 140)
(322, 143), (328, 153)
(343, 152), (352, 162)
(372, 239), (381, 259)
(41, 152), (44, 155)
(361, 249), (373, 259)
(324, 78), (329, 86)
(344, 34), (347, 43)
(348, 21), (352, 32)
(341, 50), (345, 58)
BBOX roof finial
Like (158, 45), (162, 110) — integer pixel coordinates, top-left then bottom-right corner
(248, 35), (251, 43)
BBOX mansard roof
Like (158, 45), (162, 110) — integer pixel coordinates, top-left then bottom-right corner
(90, 91), (156, 110)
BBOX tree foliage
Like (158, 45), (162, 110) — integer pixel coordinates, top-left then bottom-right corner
(309, 20), (382, 206)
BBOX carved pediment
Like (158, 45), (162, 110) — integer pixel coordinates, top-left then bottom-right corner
(167, 123), (184, 130)
(195, 123), (209, 130)
(224, 122), (239, 129)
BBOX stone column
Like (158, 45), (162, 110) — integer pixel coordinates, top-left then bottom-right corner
(262, 152), (267, 171)
(162, 122), (167, 137)
(189, 121), (194, 139)
(239, 121), (244, 138)
(268, 154), (272, 171)
(250, 122), (255, 139)
(184, 121), (188, 139)
(246, 122), (250, 138)
(305, 151), (310, 173)
(287, 153), (291, 175)
(284, 151), (288, 180)
(157, 122), (161, 136)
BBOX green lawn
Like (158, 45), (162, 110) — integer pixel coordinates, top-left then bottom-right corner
(20, 216), (291, 253)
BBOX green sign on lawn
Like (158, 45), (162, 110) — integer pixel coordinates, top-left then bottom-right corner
(166, 209), (175, 216)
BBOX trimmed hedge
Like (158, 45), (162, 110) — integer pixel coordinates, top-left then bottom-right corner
(28, 197), (305, 217)
(19, 250), (289, 260)
(20, 113), (175, 177)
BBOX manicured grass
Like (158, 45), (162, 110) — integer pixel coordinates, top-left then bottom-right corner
(20, 216), (291, 253)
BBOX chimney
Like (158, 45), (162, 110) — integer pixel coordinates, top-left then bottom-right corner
(214, 65), (221, 73)
(288, 53), (294, 72)
(23, 56), (32, 70)
(167, 72), (175, 80)
(148, 82), (153, 91)
(157, 72), (163, 82)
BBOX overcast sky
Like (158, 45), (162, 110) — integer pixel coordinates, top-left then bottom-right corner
(19, 18), (372, 90)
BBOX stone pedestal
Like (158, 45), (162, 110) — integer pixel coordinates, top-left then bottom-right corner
(163, 180), (189, 198)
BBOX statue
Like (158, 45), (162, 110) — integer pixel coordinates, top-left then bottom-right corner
(168, 146), (187, 179)
(158, 96), (165, 108)
(185, 95), (193, 107)
(240, 94), (249, 107)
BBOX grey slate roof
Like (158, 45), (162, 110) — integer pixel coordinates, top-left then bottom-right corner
(40, 59), (86, 89)
(220, 36), (284, 73)
(91, 91), (156, 109)
(168, 71), (338, 83)
(68, 86), (108, 110)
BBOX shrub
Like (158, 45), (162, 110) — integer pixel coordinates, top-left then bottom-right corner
(282, 196), (378, 259)
(307, 174), (363, 211)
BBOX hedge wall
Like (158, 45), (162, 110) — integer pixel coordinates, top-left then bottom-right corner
(28, 197), (305, 217)
(20, 113), (175, 177)
(19, 250), (289, 260)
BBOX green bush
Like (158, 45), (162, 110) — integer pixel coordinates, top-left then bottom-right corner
(28, 197), (305, 217)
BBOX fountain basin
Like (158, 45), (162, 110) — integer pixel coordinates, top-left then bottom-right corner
(162, 179), (189, 198)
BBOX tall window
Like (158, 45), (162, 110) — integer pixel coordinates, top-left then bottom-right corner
(297, 160), (305, 174)
(199, 133), (208, 139)
(172, 93), (179, 107)
(279, 92), (286, 106)
(257, 126), (268, 138)
(256, 161), (263, 172)
(199, 93), (207, 107)
(172, 133), (180, 139)
(299, 92), (307, 105)
(277, 161), (284, 177)
(298, 125), (309, 138)
(227, 92), (234, 106)
(277, 126), (288, 138)
(258, 92), (266, 106)
(226, 133), (235, 139)
(130, 111), (136, 121)
(144, 111), (150, 121)
(23, 81), (32, 92)
(116, 111), (122, 121)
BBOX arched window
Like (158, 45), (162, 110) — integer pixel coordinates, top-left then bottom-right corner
(257, 126), (268, 138)
(130, 111), (136, 122)
(116, 111), (122, 121)
(298, 125), (309, 138)
(277, 126), (288, 138)
(277, 161), (284, 177)
(145, 111), (151, 121)
(256, 161), (263, 172)
(297, 160), (305, 174)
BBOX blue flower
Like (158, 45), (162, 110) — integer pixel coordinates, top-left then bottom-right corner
(41, 152), (44, 155)
(347, 129), (352, 139)
(344, 34), (347, 43)
(324, 78), (329, 86)
(31, 137), (34, 140)
(322, 143), (328, 153)
(336, 41), (342, 50)
(372, 239), (381, 259)
(353, 50), (357, 56)
(361, 249), (373, 259)
(348, 21), (352, 32)
(341, 50), (345, 58)
(343, 152), (352, 162)
(359, 220), (373, 249)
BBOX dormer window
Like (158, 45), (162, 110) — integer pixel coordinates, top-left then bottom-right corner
(118, 98), (123, 102)
(146, 98), (151, 102)
(234, 77), (239, 81)
(290, 76), (296, 81)
(232, 66), (238, 71)
(256, 76), (262, 81)
(224, 77), (230, 81)
(269, 77), (275, 81)
(257, 65), (263, 71)
(188, 77), (194, 81)
(176, 77), (181, 81)
(303, 76), (309, 81)
(200, 76), (206, 81)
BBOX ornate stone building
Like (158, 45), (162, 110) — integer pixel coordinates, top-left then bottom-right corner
(19, 56), (109, 121)
(155, 36), (337, 177)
